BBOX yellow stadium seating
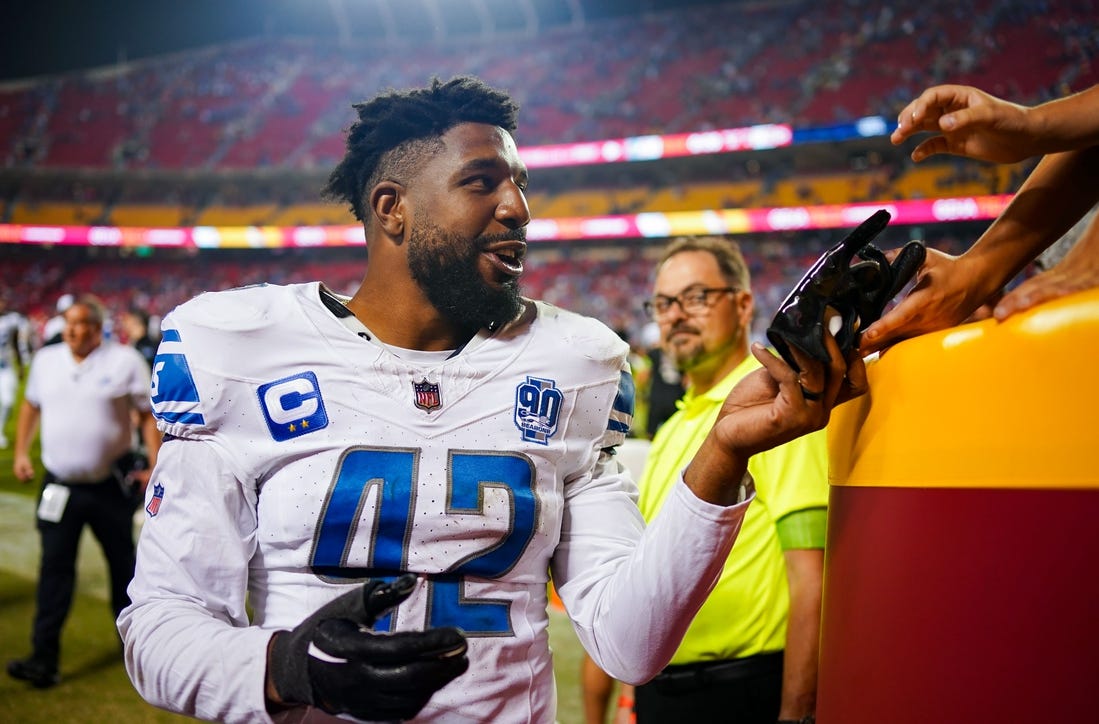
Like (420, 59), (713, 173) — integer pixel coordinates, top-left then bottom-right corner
(9, 201), (105, 225)
(265, 203), (357, 227)
(2, 162), (1031, 233)
(194, 204), (280, 226)
(110, 204), (187, 227)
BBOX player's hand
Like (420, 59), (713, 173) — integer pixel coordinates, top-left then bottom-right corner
(890, 84), (1039, 164)
(719, 332), (865, 455)
(684, 331), (866, 505)
(859, 247), (1001, 355)
(266, 574), (469, 721)
(13, 453), (35, 483)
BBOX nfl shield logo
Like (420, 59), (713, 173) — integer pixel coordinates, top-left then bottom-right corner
(146, 483), (165, 517)
(413, 378), (442, 412)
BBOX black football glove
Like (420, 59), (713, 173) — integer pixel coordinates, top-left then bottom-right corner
(268, 574), (469, 721)
(766, 209), (925, 370)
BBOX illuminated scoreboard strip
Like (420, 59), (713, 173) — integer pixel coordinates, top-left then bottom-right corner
(515, 116), (891, 168)
(0, 223), (367, 248)
(0, 196), (1012, 248)
(1, 115), (937, 248)
(513, 196), (1011, 241)
(518, 123), (796, 167)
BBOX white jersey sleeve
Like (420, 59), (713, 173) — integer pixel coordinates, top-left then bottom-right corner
(551, 445), (748, 683)
(118, 437), (272, 723)
(122, 288), (284, 723)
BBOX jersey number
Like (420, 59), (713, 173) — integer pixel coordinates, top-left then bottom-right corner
(310, 447), (537, 635)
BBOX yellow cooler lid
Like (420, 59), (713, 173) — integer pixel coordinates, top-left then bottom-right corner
(829, 287), (1099, 489)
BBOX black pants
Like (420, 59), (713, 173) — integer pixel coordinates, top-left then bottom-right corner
(635, 651), (784, 724)
(31, 474), (137, 666)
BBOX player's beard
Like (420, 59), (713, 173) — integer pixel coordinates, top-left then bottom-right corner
(407, 222), (524, 332)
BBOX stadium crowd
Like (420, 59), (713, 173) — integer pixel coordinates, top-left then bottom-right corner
(0, 0), (1092, 238)
(1, 0), (1090, 397)
(0, 0), (1093, 172)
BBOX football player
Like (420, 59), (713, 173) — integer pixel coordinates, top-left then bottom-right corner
(118, 77), (864, 723)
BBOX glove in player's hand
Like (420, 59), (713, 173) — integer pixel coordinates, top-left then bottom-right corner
(766, 209), (925, 370)
(268, 573), (469, 720)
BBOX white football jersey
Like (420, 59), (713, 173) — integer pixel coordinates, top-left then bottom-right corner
(120, 283), (748, 724)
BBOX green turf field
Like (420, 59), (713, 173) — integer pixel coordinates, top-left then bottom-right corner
(0, 400), (598, 724)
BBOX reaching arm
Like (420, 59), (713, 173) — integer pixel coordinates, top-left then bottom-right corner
(861, 145), (1099, 353)
(891, 83), (1099, 163)
(993, 210), (1099, 319)
(556, 333), (864, 684)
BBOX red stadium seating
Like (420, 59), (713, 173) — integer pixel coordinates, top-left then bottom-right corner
(2, 0), (1091, 172)
(0, 0), (1081, 350)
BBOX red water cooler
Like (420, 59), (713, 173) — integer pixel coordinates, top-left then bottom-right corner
(817, 288), (1099, 724)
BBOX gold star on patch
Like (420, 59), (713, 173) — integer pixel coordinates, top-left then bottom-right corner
(301, 420), (309, 428)
(288, 423), (296, 432)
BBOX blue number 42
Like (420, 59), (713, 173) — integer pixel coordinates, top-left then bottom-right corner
(309, 447), (538, 636)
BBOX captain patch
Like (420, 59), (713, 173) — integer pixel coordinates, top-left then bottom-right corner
(258, 371), (330, 441)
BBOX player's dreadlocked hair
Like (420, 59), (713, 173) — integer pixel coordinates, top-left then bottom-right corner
(323, 76), (520, 222)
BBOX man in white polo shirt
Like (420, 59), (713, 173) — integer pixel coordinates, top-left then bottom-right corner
(8, 295), (161, 688)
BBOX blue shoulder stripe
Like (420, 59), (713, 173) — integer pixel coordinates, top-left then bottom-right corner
(150, 328), (206, 426)
(155, 410), (206, 425)
(614, 370), (635, 415)
(607, 370), (635, 435)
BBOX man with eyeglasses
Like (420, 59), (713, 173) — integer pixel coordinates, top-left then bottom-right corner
(583, 236), (825, 724)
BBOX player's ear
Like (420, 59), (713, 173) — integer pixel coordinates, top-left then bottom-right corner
(370, 181), (405, 240)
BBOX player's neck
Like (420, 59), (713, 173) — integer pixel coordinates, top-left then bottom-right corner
(345, 285), (475, 352)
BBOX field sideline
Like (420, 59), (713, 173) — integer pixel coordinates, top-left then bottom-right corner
(0, 421), (594, 723)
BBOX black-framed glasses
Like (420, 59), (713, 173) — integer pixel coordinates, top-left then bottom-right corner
(643, 287), (738, 319)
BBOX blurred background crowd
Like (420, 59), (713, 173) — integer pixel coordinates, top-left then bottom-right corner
(1, 0), (1095, 376)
